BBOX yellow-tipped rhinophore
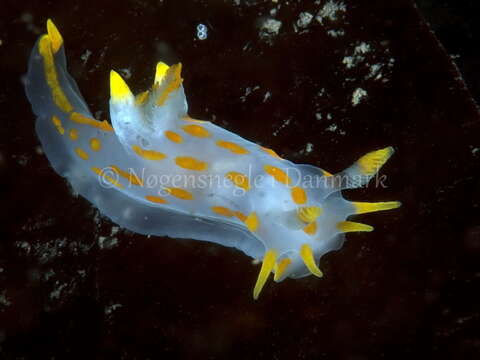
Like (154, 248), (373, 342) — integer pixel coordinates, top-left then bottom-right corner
(274, 258), (292, 282)
(154, 62), (170, 85)
(110, 70), (133, 103)
(337, 221), (374, 233)
(352, 201), (401, 215)
(357, 146), (394, 175)
(253, 249), (277, 300)
(297, 206), (323, 224)
(47, 19), (63, 54)
(156, 63), (183, 106)
(300, 244), (323, 277)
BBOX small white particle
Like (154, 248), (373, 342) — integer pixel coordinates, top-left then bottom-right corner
(352, 88), (367, 106)
(305, 143), (314, 153)
(263, 91), (271, 102)
(119, 68), (132, 79)
(327, 29), (345, 37)
(80, 49), (92, 65)
(472, 147), (479, 155)
(259, 18), (282, 40)
(273, 118), (291, 136)
(315, 113), (322, 121)
(0, 290), (12, 307)
(105, 303), (123, 316)
(326, 124), (337, 132)
(297, 12), (313, 29)
(196, 23), (208, 40)
(316, 0), (346, 24)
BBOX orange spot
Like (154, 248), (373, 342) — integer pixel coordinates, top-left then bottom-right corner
(303, 221), (317, 235)
(175, 156), (208, 171)
(91, 167), (124, 189)
(109, 165), (144, 186)
(216, 140), (249, 155)
(182, 124), (210, 138)
(261, 146), (282, 159)
(145, 195), (168, 204)
(89, 138), (102, 152)
(132, 145), (167, 161)
(291, 186), (307, 205)
(51, 115), (64, 135)
(264, 165), (291, 185)
(181, 116), (207, 123)
(211, 206), (234, 217)
(75, 147), (89, 160)
(69, 128), (79, 141)
(165, 187), (193, 200)
(234, 211), (247, 222)
(70, 112), (114, 132)
(225, 171), (250, 191)
(245, 212), (259, 232)
(165, 130), (183, 143)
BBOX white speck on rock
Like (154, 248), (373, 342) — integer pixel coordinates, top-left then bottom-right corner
(105, 303), (123, 316)
(259, 18), (282, 40)
(273, 118), (291, 136)
(0, 290), (12, 308)
(305, 143), (314, 154)
(326, 124), (338, 132)
(316, 0), (346, 25)
(80, 49), (92, 65)
(297, 12), (314, 28)
(352, 88), (367, 106)
(119, 68), (132, 79)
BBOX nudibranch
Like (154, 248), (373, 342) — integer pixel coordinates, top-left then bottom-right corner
(25, 20), (401, 299)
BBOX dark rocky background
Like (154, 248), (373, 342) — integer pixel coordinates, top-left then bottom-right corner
(1, 0), (479, 359)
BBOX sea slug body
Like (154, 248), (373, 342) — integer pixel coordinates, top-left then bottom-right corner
(25, 20), (401, 299)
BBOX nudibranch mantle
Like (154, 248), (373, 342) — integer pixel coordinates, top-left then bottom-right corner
(25, 20), (401, 299)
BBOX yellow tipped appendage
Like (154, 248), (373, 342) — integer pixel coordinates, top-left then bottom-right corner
(156, 63), (183, 106)
(300, 244), (323, 277)
(357, 146), (394, 175)
(253, 249), (277, 300)
(110, 70), (133, 103)
(337, 221), (374, 233)
(154, 62), (170, 85)
(297, 206), (322, 224)
(352, 201), (401, 214)
(273, 258), (292, 282)
(46, 19), (63, 54)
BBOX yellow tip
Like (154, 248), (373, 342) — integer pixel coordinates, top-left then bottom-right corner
(110, 70), (132, 102)
(300, 244), (323, 278)
(154, 62), (170, 85)
(357, 146), (394, 175)
(253, 249), (278, 300)
(156, 63), (183, 106)
(297, 206), (323, 224)
(273, 258), (292, 282)
(352, 201), (402, 215)
(337, 221), (374, 233)
(47, 19), (63, 54)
